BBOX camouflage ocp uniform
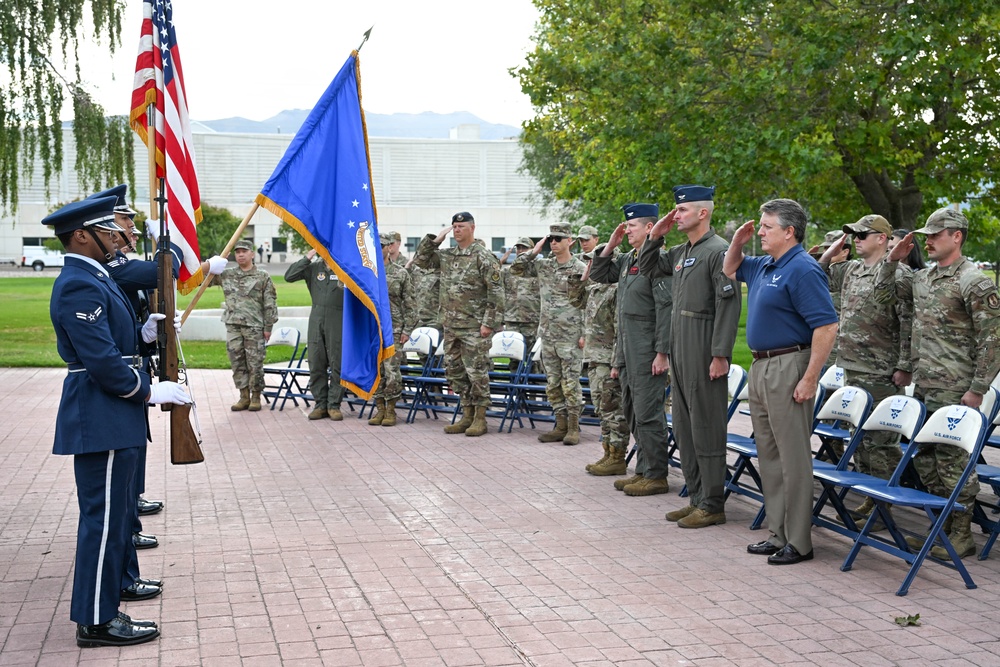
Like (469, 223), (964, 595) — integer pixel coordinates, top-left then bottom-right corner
(825, 253), (913, 478)
(502, 263), (540, 356)
(219, 265), (278, 393)
(568, 253), (628, 449)
(413, 234), (504, 409)
(374, 257), (417, 403)
(911, 255), (1000, 506)
(410, 264), (442, 331)
(511, 251), (587, 417)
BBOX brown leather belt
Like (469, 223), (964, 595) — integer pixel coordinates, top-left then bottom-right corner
(751, 344), (810, 360)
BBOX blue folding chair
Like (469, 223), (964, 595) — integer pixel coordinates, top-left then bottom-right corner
(261, 327), (310, 411)
(485, 331), (526, 431)
(843, 403), (989, 596)
(812, 394), (923, 540)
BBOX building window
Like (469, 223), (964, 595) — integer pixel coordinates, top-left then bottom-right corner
(407, 237), (420, 254)
(271, 237), (287, 252)
(492, 237), (505, 252)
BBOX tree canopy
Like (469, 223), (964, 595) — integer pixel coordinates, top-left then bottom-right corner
(1, 1), (134, 214)
(516, 0), (1000, 243)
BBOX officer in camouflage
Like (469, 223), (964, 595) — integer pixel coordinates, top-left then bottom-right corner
(284, 247), (345, 420)
(889, 207), (1000, 558)
(640, 186), (742, 527)
(500, 237), (541, 358)
(406, 257), (442, 330)
(819, 214), (913, 522)
(591, 203), (673, 497)
(574, 225), (601, 259)
(569, 238), (630, 474)
(369, 230), (417, 427)
(413, 212), (504, 437)
(512, 223), (588, 445)
(218, 238), (278, 411)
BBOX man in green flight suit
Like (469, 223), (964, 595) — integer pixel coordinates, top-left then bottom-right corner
(639, 185), (742, 527)
(284, 248), (345, 420)
(590, 203), (673, 496)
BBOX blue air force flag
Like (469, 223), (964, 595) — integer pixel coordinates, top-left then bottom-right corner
(255, 51), (393, 398)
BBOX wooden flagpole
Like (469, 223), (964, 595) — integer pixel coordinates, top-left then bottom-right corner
(180, 202), (260, 324)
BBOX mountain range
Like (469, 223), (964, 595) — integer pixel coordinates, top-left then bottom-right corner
(194, 110), (522, 140)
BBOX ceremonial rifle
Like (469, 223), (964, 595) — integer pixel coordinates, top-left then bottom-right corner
(155, 178), (205, 464)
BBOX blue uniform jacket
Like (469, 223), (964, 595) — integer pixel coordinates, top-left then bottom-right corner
(50, 256), (152, 455)
(106, 245), (181, 320)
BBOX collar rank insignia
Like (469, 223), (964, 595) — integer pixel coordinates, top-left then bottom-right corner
(76, 306), (103, 323)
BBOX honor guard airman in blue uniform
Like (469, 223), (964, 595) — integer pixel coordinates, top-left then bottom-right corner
(45, 196), (191, 647)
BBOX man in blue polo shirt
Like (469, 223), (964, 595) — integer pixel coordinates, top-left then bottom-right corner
(723, 198), (838, 565)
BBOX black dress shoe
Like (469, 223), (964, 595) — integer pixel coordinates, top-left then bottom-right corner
(767, 544), (815, 565)
(120, 581), (163, 601)
(747, 540), (781, 556)
(132, 532), (158, 549)
(137, 497), (164, 516)
(77, 615), (160, 647)
(136, 577), (162, 587)
(118, 612), (158, 628)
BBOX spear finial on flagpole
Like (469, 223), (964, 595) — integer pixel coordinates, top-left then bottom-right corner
(358, 26), (373, 52)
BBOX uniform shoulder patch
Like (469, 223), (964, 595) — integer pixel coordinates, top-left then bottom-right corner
(75, 306), (103, 323)
(491, 269), (501, 283)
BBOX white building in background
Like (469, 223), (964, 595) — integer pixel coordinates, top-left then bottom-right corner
(0, 123), (558, 261)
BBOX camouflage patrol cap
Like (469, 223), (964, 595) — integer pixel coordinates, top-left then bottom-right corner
(379, 230), (394, 246)
(914, 207), (968, 234)
(843, 214), (892, 237)
(818, 230), (845, 249)
(514, 236), (533, 248)
(233, 239), (254, 252)
(549, 222), (572, 237)
(576, 225), (599, 239)
(391, 231), (401, 243)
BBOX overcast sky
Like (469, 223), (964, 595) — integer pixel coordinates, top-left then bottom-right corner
(75, 0), (540, 127)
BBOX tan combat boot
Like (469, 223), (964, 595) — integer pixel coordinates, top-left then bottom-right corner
(538, 413), (568, 442)
(586, 441), (610, 473)
(381, 402), (397, 427)
(624, 476), (669, 496)
(444, 409), (475, 434)
(591, 446), (627, 477)
(308, 406), (328, 420)
(231, 388), (250, 411)
(849, 497), (874, 520)
(677, 507), (727, 528)
(248, 391), (262, 412)
(465, 406), (489, 437)
(931, 511), (976, 560)
(665, 505), (697, 522)
(615, 473), (643, 491)
(562, 413), (581, 446)
(368, 399), (386, 425)
(906, 512), (951, 551)
(328, 406), (344, 421)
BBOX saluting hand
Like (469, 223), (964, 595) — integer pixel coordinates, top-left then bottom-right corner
(887, 232), (915, 263)
(818, 233), (849, 264)
(731, 220), (756, 247)
(649, 209), (678, 240)
(605, 223), (627, 253)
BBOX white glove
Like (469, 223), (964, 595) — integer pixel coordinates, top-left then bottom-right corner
(206, 255), (228, 275)
(148, 381), (192, 405)
(144, 219), (159, 239)
(141, 313), (181, 343)
(141, 313), (165, 343)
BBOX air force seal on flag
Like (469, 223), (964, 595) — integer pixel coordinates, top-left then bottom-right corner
(75, 306), (103, 323)
(356, 221), (379, 278)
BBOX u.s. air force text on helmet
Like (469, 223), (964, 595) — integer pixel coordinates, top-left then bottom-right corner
(672, 184), (715, 203)
(43, 196), (125, 235)
(622, 203), (659, 220)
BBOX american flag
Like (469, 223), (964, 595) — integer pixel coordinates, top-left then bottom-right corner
(130, 0), (203, 293)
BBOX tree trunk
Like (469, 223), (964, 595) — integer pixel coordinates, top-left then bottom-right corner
(849, 170), (923, 230)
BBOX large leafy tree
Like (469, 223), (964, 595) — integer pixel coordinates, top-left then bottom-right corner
(1, 1), (134, 214)
(516, 0), (1000, 239)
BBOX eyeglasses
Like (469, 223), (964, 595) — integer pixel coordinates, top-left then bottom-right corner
(853, 231), (875, 240)
(549, 236), (567, 242)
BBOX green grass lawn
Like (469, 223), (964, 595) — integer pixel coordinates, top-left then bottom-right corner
(0, 275), (755, 372)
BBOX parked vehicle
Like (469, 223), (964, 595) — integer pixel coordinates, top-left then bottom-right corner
(21, 245), (66, 271)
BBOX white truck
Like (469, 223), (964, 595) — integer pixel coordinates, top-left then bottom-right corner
(21, 245), (66, 271)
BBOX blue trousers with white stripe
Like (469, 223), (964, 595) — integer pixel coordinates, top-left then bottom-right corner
(71, 447), (139, 626)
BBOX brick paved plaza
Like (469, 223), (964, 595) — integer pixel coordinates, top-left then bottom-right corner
(2, 368), (999, 666)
